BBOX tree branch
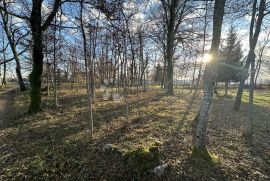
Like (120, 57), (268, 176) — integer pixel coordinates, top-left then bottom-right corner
(0, 6), (30, 20)
(42, 0), (61, 30)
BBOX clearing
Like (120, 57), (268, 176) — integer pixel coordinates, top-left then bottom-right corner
(0, 87), (269, 180)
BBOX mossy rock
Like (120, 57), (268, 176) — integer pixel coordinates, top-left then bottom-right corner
(124, 145), (160, 173)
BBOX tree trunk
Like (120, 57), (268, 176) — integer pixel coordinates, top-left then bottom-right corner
(28, 1), (44, 113)
(166, 12), (175, 95)
(254, 56), (262, 87)
(0, 10), (26, 91)
(224, 81), (228, 96)
(28, 0), (61, 113)
(1, 31), (7, 87)
(53, 17), (58, 107)
(190, 57), (197, 93)
(195, 1), (208, 94)
(161, 42), (166, 89)
(80, 0), (93, 139)
(248, 54), (256, 136)
(233, 57), (250, 111)
(193, 0), (226, 151)
(28, 30), (43, 113)
(234, 0), (265, 112)
(1, 62), (7, 86)
(161, 58), (166, 89)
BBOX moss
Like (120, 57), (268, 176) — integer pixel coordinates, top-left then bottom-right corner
(124, 145), (160, 173)
(153, 140), (162, 147)
(191, 147), (219, 163)
(111, 144), (118, 149)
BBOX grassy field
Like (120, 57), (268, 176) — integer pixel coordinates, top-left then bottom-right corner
(0, 86), (269, 180)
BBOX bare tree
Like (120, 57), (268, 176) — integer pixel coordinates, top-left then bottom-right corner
(255, 28), (270, 86)
(160, 0), (188, 95)
(233, 0), (267, 114)
(0, 0), (27, 91)
(193, 0), (226, 152)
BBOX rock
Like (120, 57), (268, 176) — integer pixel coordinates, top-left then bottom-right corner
(152, 163), (168, 177)
(102, 144), (121, 154)
(103, 144), (114, 152)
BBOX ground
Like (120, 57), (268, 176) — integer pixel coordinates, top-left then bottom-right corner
(0, 85), (269, 180)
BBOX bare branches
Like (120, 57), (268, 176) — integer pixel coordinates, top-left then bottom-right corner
(0, 3), (30, 21)
(42, 0), (62, 30)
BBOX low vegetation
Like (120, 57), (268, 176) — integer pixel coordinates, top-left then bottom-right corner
(1, 87), (269, 180)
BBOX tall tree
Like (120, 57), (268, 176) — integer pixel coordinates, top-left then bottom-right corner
(233, 0), (267, 113)
(27, 0), (62, 113)
(193, 0), (226, 152)
(254, 28), (270, 86)
(80, 0), (93, 139)
(160, 0), (187, 95)
(0, 0), (26, 91)
(0, 0), (121, 114)
(217, 26), (243, 95)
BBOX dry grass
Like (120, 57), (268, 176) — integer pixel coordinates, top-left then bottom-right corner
(0, 86), (269, 180)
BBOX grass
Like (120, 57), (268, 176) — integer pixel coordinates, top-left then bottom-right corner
(0, 86), (269, 180)
(0, 83), (17, 90)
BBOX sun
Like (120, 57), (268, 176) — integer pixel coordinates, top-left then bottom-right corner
(202, 53), (213, 63)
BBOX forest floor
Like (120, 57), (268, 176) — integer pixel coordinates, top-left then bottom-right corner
(0, 86), (270, 180)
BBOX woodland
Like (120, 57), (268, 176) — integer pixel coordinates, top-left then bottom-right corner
(0, 0), (270, 180)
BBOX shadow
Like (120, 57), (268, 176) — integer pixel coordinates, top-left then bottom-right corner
(177, 92), (198, 132)
(1, 114), (165, 180)
(1, 88), (269, 180)
(0, 89), (27, 129)
(74, 92), (167, 129)
(1, 107), (175, 180)
(208, 95), (270, 179)
(172, 154), (228, 181)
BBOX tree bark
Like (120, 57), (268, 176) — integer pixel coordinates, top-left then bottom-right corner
(194, 0), (226, 150)
(233, 57), (250, 111)
(165, 2), (175, 95)
(1, 29), (7, 87)
(195, 1), (209, 94)
(28, 0), (61, 114)
(28, 1), (44, 113)
(53, 17), (58, 107)
(1, 62), (7, 86)
(254, 58), (262, 87)
(248, 53), (256, 135)
(80, 0), (93, 139)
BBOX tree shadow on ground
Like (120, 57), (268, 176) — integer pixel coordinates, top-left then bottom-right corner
(74, 92), (167, 129)
(0, 89), (27, 129)
(170, 153), (228, 181)
(0, 90), (169, 180)
(209, 95), (270, 180)
(1, 89), (269, 180)
(1, 109), (177, 180)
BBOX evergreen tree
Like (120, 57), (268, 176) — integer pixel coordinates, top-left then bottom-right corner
(217, 26), (243, 95)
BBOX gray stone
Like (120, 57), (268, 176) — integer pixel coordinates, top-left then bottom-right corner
(103, 144), (113, 152)
(152, 163), (168, 177)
